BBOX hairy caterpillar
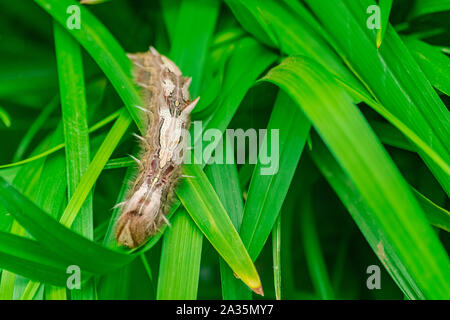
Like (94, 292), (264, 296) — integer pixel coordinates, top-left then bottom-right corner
(115, 47), (199, 248)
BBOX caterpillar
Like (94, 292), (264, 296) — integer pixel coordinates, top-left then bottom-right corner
(115, 47), (199, 248)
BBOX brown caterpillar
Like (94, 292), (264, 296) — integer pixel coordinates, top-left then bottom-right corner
(115, 47), (199, 248)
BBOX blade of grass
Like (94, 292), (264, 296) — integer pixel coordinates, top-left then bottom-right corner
(309, 133), (426, 299)
(412, 187), (450, 233)
(0, 175), (135, 274)
(13, 97), (58, 162)
(263, 56), (450, 299)
(54, 22), (94, 300)
(0, 107), (11, 128)
(205, 146), (252, 299)
(20, 123), (68, 300)
(272, 214), (281, 300)
(160, 0), (181, 44)
(98, 164), (136, 300)
(0, 128), (58, 299)
(200, 37), (277, 139)
(170, 0), (219, 96)
(177, 164), (263, 295)
(59, 108), (130, 228)
(377, 0), (393, 49)
(334, 73), (450, 177)
(0, 231), (73, 286)
(224, 0), (365, 94)
(156, 208), (203, 300)
(404, 37), (450, 96)
(240, 91), (310, 260)
(0, 109), (121, 170)
(408, 0), (450, 19)
(34, 0), (145, 133)
(304, 0), (450, 196)
(299, 191), (334, 300)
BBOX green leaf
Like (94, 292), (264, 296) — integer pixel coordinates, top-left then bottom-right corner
(404, 37), (450, 96)
(155, 0), (220, 300)
(0, 176), (135, 274)
(200, 37), (277, 138)
(19, 124), (68, 300)
(309, 133), (449, 299)
(412, 187), (450, 233)
(0, 109), (121, 170)
(299, 191), (334, 300)
(0, 106), (11, 128)
(304, 0), (450, 196)
(377, 0), (393, 49)
(34, 0), (144, 133)
(156, 209), (203, 300)
(225, 0), (365, 92)
(0, 231), (71, 286)
(409, 0), (450, 20)
(334, 72), (450, 176)
(205, 148), (252, 299)
(240, 91), (310, 260)
(170, 0), (220, 96)
(263, 56), (450, 299)
(177, 164), (263, 295)
(13, 96), (58, 162)
(54, 22), (94, 299)
(59, 109), (131, 228)
(272, 215), (281, 300)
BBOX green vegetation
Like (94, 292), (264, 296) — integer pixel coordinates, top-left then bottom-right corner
(0, 0), (448, 300)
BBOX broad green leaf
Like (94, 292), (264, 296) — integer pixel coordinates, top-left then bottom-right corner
(309, 133), (450, 298)
(334, 72), (450, 176)
(225, 0), (365, 93)
(304, 0), (450, 196)
(263, 56), (450, 299)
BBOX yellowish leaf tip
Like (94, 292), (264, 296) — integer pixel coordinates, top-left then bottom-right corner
(252, 286), (264, 296)
(376, 33), (382, 50)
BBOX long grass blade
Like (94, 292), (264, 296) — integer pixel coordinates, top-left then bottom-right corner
(263, 56), (450, 299)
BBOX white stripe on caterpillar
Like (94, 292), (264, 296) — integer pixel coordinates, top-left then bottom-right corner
(115, 47), (199, 248)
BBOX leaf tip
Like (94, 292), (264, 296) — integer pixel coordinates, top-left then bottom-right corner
(252, 286), (264, 296)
